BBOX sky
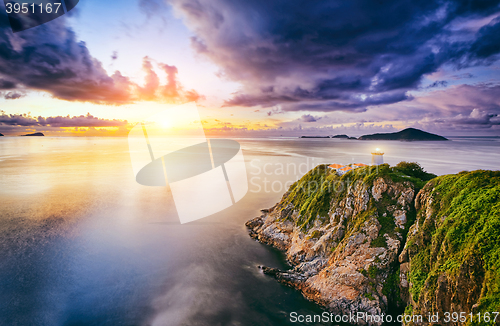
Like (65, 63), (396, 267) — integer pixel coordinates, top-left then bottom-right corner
(0, 0), (500, 137)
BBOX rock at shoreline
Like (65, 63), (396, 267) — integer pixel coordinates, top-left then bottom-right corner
(21, 132), (45, 136)
(0, 133), (4, 136)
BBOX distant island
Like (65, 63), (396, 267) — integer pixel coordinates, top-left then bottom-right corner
(300, 134), (356, 139)
(21, 132), (45, 137)
(331, 134), (357, 139)
(358, 127), (447, 141)
(299, 129), (446, 141)
(0, 133), (4, 136)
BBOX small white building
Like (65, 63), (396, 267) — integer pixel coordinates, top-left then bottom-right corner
(371, 148), (384, 165)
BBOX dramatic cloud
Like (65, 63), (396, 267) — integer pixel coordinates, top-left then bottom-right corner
(0, 7), (135, 104)
(0, 112), (128, 127)
(169, 0), (500, 111)
(0, 7), (200, 104)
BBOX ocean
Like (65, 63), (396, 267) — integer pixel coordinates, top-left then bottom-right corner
(1, 136), (499, 325)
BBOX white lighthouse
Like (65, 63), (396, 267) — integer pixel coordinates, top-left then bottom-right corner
(371, 148), (384, 165)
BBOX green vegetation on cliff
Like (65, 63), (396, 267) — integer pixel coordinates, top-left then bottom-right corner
(406, 170), (500, 324)
(278, 162), (435, 232)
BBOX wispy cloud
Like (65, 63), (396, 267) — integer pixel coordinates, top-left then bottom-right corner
(0, 112), (127, 128)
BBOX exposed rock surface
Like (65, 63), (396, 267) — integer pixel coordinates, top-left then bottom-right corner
(246, 164), (417, 325)
(247, 165), (500, 325)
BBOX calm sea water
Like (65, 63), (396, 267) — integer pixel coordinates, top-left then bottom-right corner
(0, 137), (499, 326)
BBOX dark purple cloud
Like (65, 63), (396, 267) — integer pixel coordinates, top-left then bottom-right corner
(169, 0), (500, 111)
(469, 17), (500, 60)
(267, 106), (284, 116)
(3, 91), (24, 99)
(299, 114), (319, 123)
(426, 80), (449, 89)
(0, 6), (134, 104)
(451, 72), (474, 80)
(0, 78), (16, 89)
(0, 112), (127, 127)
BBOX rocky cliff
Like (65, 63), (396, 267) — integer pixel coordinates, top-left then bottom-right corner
(247, 163), (435, 324)
(247, 164), (499, 325)
(399, 170), (500, 325)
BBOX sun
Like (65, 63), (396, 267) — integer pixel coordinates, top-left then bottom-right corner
(158, 119), (171, 129)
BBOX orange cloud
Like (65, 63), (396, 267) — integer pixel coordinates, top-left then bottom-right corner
(136, 57), (203, 103)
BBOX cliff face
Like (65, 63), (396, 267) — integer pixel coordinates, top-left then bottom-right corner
(399, 170), (500, 325)
(247, 164), (421, 323)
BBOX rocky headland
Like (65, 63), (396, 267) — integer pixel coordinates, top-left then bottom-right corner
(246, 163), (499, 325)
